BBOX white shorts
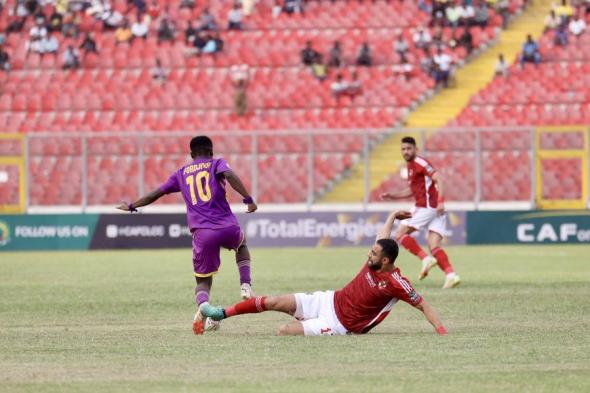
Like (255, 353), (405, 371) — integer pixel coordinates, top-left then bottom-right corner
(401, 207), (447, 236)
(294, 291), (348, 336)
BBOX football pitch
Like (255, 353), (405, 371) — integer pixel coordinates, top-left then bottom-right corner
(1, 245), (589, 393)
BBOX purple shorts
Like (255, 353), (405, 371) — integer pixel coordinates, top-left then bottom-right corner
(192, 225), (244, 277)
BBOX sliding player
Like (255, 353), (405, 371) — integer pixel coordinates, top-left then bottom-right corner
(381, 136), (460, 289)
(194, 211), (447, 336)
(116, 135), (257, 333)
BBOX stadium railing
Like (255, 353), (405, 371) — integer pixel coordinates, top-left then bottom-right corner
(3, 127), (588, 213)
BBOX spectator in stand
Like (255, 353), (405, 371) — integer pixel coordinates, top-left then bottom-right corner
(228, 3), (243, 30)
(39, 31), (59, 60)
(284, 0), (304, 15)
(185, 20), (197, 45)
(413, 26), (432, 52)
(545, 10), (561, 31)
(553, 0), (574, 22)
(474, 1), (489, 28)
(80, 33), (99, 59)
(494, 53), (509, 77)
(157, 15), (176, 44)
(131, 14), (149, 40)
(184, 31), (207, 56)
(301, 41), (320, 66)
(421, 47), (435, 77)
(456, 27), (473, 54)
(26, 19), (47, 57)
(24, 0), (40, 15)
(311, 54), (327, 82)
(199, 8), (218, 31)
(432, 26), (445, 47)
(568, 15), (586, 37)
(201, 33), (223, 54)
(272, 0), (282, 18)
(519, 34), (541, 66)
(49, 8), (63, 32)
(433, 47), (452, 87)
(87, 0), (108, 18)
(356, 42), (372, 66)
(555, 22), (568, 46)
(394, 34), (409, 63)
(431, 0), (449, 27)
(115, 18), (133, 44)
(62, 45), (80, 69)
(6, 15), (27, 35)
(393, 58), (415, 80)
(0, 47), (11, 72)
(180, 0), (195, 9)
(331, 73), (348, 102)
(231, 64), (250, 116)
(132, 0), (147, 15)
(495, 0), (510, 28)
(328, 41), (343, 68)
(103, 8), (124, 30)
(460, 1), (476, 26)
(152, 58), (168, 83)
(446, 2), (462, 27)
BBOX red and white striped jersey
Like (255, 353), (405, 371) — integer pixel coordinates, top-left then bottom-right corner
(407, 156), (439, 208)
(333, 264), (423, 334)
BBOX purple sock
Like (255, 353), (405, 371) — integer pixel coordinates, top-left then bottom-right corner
(195, 281), (210, 305)
(237, 259), (251, 285)
(196, 290), (209, 305)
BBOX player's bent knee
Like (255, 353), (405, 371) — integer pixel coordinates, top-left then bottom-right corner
(264, 296), (280, 310)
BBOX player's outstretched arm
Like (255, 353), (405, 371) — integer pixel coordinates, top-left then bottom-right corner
(116, 188), (165, 212)
(380, 188), (413, 201)
(377, 211), (412, 240)
(414, 300), (447, 335)
(223, 170), (257, 213)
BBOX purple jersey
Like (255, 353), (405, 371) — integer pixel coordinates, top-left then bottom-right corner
(159, 158), (239, 231)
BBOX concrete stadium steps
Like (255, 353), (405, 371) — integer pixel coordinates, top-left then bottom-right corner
(407, 0), (553, 128)
(320, 0), (553, 203)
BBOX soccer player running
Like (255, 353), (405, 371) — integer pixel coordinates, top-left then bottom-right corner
(194, 211), (447, 336)
(380, 136), (461, 289)
(116, 136), (257, 334)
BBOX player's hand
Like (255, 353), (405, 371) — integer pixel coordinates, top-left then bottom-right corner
(380, 192), (397, 201)
(393, 210), (412, 220)
(436, 203), (445, 216)
(246, 202), (257, 213)
(116, 203), (130, 211)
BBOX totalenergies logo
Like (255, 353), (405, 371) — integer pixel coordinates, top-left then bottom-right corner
(0, 221), (10, 247)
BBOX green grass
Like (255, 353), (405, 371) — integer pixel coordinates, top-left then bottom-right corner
(1, 245), (589, 393)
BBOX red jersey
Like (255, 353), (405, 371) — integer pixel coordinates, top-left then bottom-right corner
(333, 264), (423, 334)
(407, 156), (438, 208)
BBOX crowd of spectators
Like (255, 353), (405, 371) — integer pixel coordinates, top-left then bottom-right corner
(544, 0), (587, 48)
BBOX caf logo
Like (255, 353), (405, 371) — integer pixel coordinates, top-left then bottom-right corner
(0, 221), (10, 247)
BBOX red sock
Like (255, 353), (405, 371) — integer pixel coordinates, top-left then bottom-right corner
(431, 247), (454, 274)
(399, 234), (428, 260)
(225, 296), (267, 318)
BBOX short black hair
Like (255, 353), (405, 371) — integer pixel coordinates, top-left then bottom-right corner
(401, 136), (416, 146)
(190, 136), (213, 157)
(376, 238), (399, 264)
